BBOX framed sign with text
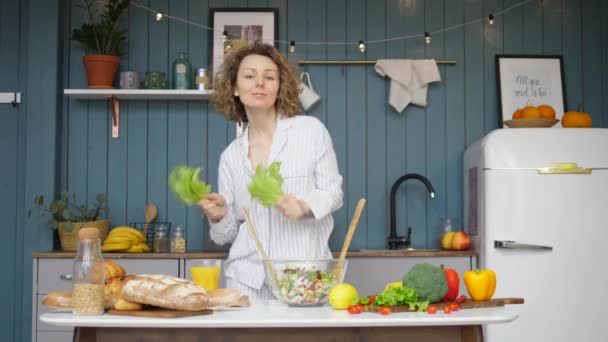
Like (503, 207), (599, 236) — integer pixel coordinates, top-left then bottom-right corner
(496, 55), (567, 127)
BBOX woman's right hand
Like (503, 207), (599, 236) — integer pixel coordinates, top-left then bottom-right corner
(197, 193), (227, 222)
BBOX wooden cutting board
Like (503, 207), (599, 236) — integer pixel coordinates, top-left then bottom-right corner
(107, 308), (213, 318)
(364, 297), (524, 313)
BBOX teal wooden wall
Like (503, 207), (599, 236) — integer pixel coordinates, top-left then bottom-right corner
(59, 0), (608, 253)
(2, 1), (608, 340)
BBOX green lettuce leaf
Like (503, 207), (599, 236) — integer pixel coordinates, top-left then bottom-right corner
(248, 161), (284, 207)
(168, 166), (212, 205)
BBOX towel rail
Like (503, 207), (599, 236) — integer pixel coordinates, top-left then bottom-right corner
(298, 60), (456, 65)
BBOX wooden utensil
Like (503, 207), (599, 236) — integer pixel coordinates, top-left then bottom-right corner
(334, 198), (366, 278)
(241, 208), (278, 285)
(107, 308), (213, 318)
(143, 203), (157, 239)
(364, 297), (524, 313)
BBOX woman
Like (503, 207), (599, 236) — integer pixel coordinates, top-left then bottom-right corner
(198, 43), (343, 301)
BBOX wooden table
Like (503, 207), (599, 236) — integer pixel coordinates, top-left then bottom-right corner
(41, 301), (518, 342)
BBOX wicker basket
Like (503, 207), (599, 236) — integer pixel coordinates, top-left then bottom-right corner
(57, 219), (110, 251)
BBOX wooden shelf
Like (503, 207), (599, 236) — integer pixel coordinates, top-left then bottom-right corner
(64, 89), (213, 100)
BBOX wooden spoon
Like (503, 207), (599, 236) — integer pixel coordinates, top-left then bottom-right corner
(143, 203), (158, 240)
(334, 198), (366, 278)
(241, 208), (278, 285)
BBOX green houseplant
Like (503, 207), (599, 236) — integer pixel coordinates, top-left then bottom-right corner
(71, 0), (129, 88)
(29, 192), (110, 251)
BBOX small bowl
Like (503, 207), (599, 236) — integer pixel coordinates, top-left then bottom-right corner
(263, 259), (348, 306)
(503, 118), (559, 128)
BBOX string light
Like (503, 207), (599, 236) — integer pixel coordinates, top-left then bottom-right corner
(289, 40), (296, 53)
(130, 0), (535, 49)
(358, 40), (366, 52)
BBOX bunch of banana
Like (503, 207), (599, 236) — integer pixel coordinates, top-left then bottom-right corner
(102, 227), (150, 253)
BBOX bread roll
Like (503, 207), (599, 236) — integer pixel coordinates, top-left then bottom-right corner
(104, 260), (126, 280)
(42, 292), (72, 309)
(104, 275), (141, 310)
(121, 274), (209, 311)
(207, 288), (250, 307)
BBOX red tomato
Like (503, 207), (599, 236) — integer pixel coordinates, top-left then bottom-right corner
(355, 304), (364, 312)
(455, 295), (467, 304)
(348, 305), (362, 314)
(367, 296), (376, 306)
(378, 306), (392, 315)
(449, 303), (460, 311)
(426, 305), (438, 314)
(443, 306), (452, 314)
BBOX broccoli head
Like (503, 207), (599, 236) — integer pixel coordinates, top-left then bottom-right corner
(402, 263), (448, 303)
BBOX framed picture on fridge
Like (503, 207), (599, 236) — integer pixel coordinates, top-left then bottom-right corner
(496, 55), (567, 128)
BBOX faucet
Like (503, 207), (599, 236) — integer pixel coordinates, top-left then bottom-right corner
(387, 173), (435, 250)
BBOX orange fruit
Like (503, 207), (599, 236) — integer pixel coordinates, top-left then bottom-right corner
(512, 108), (523, 120)
(538, 105), (556, 119)
(520, 106), (541, 119)
(562, 111), (592, 128)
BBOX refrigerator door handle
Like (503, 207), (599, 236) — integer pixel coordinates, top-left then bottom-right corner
(494, 240), (553, 250)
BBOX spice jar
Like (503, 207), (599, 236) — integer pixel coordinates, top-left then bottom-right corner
(170, 225), (187, 253)
(195, 68), (209, 90)
(72, 227), (105, 315)
(153, 224), (170, 253)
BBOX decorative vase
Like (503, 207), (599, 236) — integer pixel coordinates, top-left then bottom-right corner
(57, 219), (110, 251)
(83, 54), (120, 89)
(172, 52), (193, 90)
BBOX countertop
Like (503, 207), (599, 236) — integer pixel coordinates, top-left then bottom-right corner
(33, 250), (477, 259)
(40, 301), (516, 328)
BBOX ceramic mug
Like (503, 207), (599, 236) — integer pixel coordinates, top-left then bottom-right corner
(299, 72), (320, 111)
(119, 71), (139, 89)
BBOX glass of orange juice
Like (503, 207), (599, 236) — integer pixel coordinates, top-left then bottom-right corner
(190, 259), (222, 291)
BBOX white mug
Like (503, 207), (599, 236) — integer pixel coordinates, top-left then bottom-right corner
(298, 72), (320, 111)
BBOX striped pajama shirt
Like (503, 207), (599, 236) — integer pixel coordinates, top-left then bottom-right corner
(206, 115), (343, 302)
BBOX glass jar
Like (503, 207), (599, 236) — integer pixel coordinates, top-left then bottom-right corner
(438, 218), (461, 250)
(170, 225), (187, 253)
(172, 52), (193, 90)
(72, 227), (105, 315)
(153, 224), (170, 253)
(195, 68), (209, 90)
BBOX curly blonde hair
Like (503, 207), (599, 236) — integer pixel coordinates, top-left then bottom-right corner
(211, 42), (301, 122)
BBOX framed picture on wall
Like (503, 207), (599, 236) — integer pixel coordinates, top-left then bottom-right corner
(209, 8), (278, 82)
(496, 55), (567, 128)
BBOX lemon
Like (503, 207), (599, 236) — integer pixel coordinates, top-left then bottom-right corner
(383, 281), (403, 292)
(328, 284), (358, 310)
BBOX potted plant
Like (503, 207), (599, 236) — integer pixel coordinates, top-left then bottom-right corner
(71, 0), (129, 88)
(28, 192), (110, 251)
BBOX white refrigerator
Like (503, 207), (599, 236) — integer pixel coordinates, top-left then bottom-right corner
(464, 128), (608, 342)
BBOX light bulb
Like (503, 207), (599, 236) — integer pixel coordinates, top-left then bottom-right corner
(488, 14), (494, 25)
(222, 31), (228, 44)
(424, 32), (431, 45)
(155, 12), (163, 21)
(289, 41), (296, 53)
(358, 40), (365, 53)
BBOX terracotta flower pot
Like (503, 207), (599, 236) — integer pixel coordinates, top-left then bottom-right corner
(58, 219), (111, 251)
(83, 54), (120, 89)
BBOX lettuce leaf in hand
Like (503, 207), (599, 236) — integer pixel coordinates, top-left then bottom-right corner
(248, 161), (284, 207)
(168, 166), (212, 205)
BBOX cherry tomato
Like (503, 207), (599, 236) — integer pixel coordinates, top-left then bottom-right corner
(367, 296), (376, 306)
(355, 304), (364, 312)
(455, 295), (467, 304)
(443, 306), (452, 314)
(378, 306), (392, 315)
(449, 303), (460, 311)
(426, 305), (438, 314)
(348, 305), (362, 314)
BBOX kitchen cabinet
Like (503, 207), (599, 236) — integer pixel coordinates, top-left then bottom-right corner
(32, 251), (476, 342)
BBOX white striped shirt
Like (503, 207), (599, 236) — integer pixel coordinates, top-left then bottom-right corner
(208, 115), (343, 291)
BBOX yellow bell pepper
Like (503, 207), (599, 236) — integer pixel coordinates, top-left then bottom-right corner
(464, 269), (496, 301)
(383, 281), (403, 292)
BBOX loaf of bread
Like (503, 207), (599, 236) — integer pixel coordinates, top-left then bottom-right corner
(207, 288), (250, 307)
(104, 275), (141, 310)
(104, 260), (126, 280)
(121, 275), (209, 311)
(42, 292), (72, 309)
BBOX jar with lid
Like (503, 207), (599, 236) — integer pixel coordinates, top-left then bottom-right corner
(153, 224), (170, 253)
(172, 52), (193, 89)
(195, 68), (209, 90)
(72, 227), (105, 315)
(170, 225), (187, 253)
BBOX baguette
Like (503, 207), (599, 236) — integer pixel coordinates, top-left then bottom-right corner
(207, 288), (250, 307)
(121, 274), (209, 311)
(42, 291), (72, 309)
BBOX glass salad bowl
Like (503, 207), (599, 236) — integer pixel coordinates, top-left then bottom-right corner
(263, 259), (348, 306)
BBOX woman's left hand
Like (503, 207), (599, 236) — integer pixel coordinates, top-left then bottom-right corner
(275, 194), (312, 220)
